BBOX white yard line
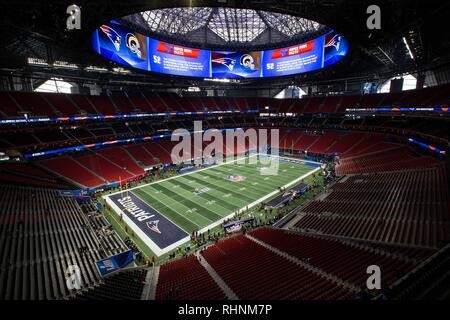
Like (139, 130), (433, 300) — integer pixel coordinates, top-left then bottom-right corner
(104, 196), (191, 257)
(272, 154), (323, 165)
(103, 154), (322, 256)
(106, 153), (259, 196)
(131, 189), (197, 233)
(195, 166), (321, 235)
(139, 187), (208, 228)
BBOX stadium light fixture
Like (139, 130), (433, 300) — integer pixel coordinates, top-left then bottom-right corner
(53, 61), (79, 69)
(27, 57), (49, 66)
(85, 65), (108, 72)
(203, 78), (239, 83)
(112, 67), (131, 74)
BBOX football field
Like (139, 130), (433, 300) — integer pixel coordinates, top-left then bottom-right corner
(104, 155), (321, 256)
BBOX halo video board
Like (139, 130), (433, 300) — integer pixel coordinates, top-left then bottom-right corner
(92, 20), (349, 78)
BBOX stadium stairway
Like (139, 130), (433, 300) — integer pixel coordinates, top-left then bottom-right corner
(200, 235), (354, 299)
(248, 227), (435, 291)
(41, 92), (81, 116)
(120, 147), (148, 169)
(0, 185), (128, 300)
(0, 162), (72, 189)
(76, 154), (135, 182)
(155, 254), (227, 300)
(293, 166), (449, 248)
(97, 147), (145, 176)
(195, 252), (238, 300)
(335, 144), (440, 175)
(329, 132), (366, 155)
(385, 244), (450, 300)
(71, 269), (147, 300)
(143, 265), (159, 300)
(62, 227), (446, 300)
(39, 156), (107, 188)
(245, 233), (359, 293)
(2, 85), (450, 118)
(124, 144), (160, 167)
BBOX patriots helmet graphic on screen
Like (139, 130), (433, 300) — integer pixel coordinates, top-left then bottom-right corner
(99, 24), (121, 51)
(211, 57), (236, 71)
(325, 33), (342, 52)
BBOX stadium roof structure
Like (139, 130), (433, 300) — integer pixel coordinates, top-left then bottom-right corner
(122, 7), (328, 50)
(1, 0), (450, 91)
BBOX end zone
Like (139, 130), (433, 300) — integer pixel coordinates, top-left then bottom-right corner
(104, 192), (190, 257)
(103, 154), (322, 257)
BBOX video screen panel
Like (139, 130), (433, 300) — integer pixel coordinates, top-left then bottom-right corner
(261, 36), (325, 77)
(92, 21), (149, 71)
(323, 31), (349, 67)
(211, 51), (262, 78)
(148, 38), (210, 77)
(92, 22), (348, 78)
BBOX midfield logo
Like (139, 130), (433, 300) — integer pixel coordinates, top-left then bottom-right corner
(225, 175), (246, 182)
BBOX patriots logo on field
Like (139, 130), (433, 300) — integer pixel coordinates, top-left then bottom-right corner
(100, 25), (121, 51)
(225, 175), (246, 182)
(325, 34), (341, 52)
(211, 57), (236, 71)
(146, 220), (161, 234)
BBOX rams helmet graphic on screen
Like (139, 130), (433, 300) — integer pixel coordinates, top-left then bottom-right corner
(240, 54), (256, 70)
(126, 33), (142, 58)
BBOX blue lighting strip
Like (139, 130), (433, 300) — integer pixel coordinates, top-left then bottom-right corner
(346, 107), (449, 112)
(23, 128), (242, 158)
(408, 138), (446, 156)
(0, 109), (259, 125)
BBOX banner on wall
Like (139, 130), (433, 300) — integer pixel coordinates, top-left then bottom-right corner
(95, 249), (134, 277)
(223, 217), (255, 234)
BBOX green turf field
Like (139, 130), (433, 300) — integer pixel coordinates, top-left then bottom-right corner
(126, 156), (319, 234)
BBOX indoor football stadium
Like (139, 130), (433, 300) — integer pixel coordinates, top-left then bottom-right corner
(0, 0), (449, 307)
